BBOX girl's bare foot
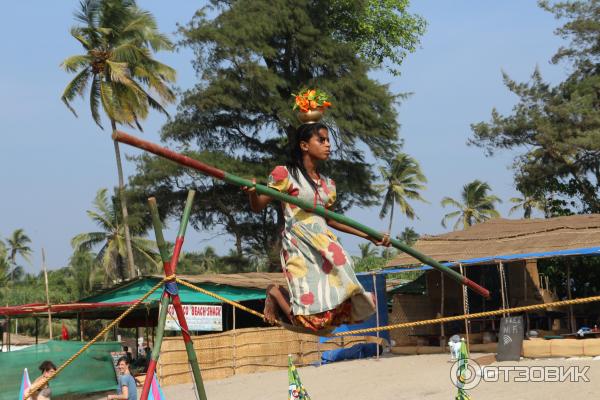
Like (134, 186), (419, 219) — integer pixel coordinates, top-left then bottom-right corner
(263, 294), (278, 325)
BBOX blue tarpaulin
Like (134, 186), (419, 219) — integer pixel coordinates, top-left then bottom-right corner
(379, 246), (600, 274)
(321, 343), (380, 364)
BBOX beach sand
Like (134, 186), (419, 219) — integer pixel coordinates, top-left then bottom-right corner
(159, 353), (599, 400)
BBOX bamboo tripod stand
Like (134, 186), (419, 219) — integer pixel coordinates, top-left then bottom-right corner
(140, 191), (207, 400)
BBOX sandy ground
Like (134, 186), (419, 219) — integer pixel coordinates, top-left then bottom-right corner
(158, 353), (600, 400)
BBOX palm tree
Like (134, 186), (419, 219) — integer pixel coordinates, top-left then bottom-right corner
(69, 249), (99, 297)
(61, 0), (176, 279)
(5, 229), (32, 265)
(509, 192), (546, 219)
(197, 247), (219, 273)
(0, 242), (10, 285)
(358, 243), (378, 259)
(247, 247), (268, 273)
(71, 188), (160, 284)
(397, 227), (420, 247)
(441, 180), (502, 230)
(4, 229), (32, 282)
(375, 153), (427, 234)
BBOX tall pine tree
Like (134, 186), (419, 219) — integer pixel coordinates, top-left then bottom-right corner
(130, 0), (425, 269)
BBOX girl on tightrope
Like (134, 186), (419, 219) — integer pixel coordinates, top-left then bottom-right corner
(245, 121), (389, 333)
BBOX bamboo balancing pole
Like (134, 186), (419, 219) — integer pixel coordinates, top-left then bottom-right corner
(113, 130), (490, 299)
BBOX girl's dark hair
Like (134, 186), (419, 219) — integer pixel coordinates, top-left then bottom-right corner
(287, 122), (329, 192)
(39, 360), (57, 372)
(117, 356), (129, 365)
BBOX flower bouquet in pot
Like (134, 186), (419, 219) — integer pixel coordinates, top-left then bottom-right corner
(292, 88), (332, 123)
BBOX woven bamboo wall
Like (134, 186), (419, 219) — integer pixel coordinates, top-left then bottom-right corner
(388, 294), (437, 345)
(157, 327), (370, 386)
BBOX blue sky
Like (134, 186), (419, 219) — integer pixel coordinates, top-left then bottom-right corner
(1, 1), (568, 272)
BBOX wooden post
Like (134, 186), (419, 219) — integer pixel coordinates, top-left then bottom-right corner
(524, 261), (528, 302)
(80, 314), (85, 341)
(440, 271), (445, 349)
(498, 261), (507, 317)
(145, 309), (149, 348)
(7, 316), (10, 352)
(42, 248), (53, 339)
(77, 313), (81, 341)
(567, 263), (575, 333)
(232, 305), (236, 375)
(299, 334), (304, 366)
(372, 272), (380, 360)
(136, 326), (140, 357)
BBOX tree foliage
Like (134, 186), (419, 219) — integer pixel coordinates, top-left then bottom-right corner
(509, 190), (548, 219)
(71, 188), (160, 283)
(130, 0), (424, 265)
(470, 0), (600, 214)
(328, 0), (426, 75)
(397, 226), (420, 246)
(441, 180), (502, 230)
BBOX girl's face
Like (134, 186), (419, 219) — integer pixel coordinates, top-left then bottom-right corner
(43, 369), (56, 378)
(300, 128), (331, 161)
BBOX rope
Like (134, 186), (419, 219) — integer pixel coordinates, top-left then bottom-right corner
(177, 276), (600, 338)
(176, 278), (268, 321)
(25, 276), (173, 399)
(332, 293), (600, 336)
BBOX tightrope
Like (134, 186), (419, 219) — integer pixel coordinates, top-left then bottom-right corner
(333, 294), (600, 336)
(177, 277), (600, 337)
(25, 276), (173, 399)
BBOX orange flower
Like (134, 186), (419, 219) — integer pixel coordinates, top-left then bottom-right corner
(292, 88), (332, 112)
(296, 97), (309, 111)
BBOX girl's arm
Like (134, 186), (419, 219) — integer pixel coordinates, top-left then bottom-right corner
(327, 219), (390, 246)
(243, 179), (273, 212)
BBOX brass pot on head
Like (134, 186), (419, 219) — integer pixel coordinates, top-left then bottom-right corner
(297, 107), (324, 124)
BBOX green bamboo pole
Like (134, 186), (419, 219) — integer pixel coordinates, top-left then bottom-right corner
(140, 198), (173, 400)
(139, 293), (170, 400)
(145, 194), (208, 400)
(113, 130), (489, 298)
(167, 191), (207, 400)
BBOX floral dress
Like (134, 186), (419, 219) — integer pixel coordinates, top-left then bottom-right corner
(268, 166), (375, 331)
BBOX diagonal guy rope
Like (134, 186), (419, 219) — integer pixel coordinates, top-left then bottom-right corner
(176, 278), (266, 320)
(177, 277), (600, 337)
(25, 276), (174, 399)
